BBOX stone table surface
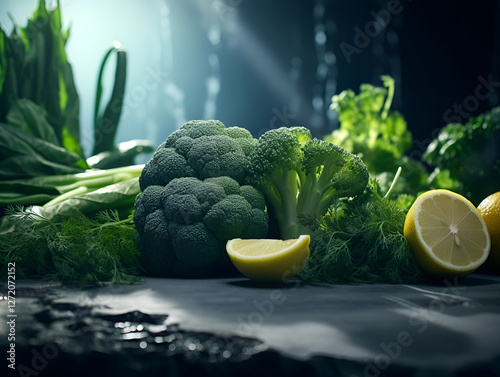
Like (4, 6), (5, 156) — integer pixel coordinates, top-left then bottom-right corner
(1, 274), (500, 376)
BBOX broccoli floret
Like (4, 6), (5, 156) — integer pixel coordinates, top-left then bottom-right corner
(240, 185), (267, 211)
(299, 138), (369, 217)
(139, 209), (176, 276)
(246, 127), (369, 240)
(204, 176), (241, 195)
(134, 176), (268, 277)
(133, 185), (164, 233)
(139, 120), (257, 191)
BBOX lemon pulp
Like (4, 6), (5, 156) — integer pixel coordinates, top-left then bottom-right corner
(226, 235), (310, 282)
(404, 190), (490, 277)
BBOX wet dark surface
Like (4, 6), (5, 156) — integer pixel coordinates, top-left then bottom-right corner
(1, 275), (500, 376)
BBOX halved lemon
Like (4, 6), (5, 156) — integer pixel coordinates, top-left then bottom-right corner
(404, 190), (491, 278)
(226, 235), (310, 282)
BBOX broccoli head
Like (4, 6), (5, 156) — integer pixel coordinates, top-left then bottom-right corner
(134, 176), (268, 277)
(139, 120), (257, 190)
(246, 126), (369, 240)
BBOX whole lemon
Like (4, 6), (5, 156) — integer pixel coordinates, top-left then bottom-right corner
(477, 191), (500, 270)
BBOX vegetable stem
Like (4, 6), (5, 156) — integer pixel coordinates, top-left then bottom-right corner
(384, 166), (402, 199)
(43, 186), (88, 207)
(381, 75), (395, 120)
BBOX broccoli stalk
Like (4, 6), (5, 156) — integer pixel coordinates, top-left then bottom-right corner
(247, 127), (369, 240)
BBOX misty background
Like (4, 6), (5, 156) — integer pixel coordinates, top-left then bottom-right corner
(1, 0), (499, 162)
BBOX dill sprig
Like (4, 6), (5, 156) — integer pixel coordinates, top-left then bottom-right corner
(298, 179), (422, 284)
(0, 206), (142, 286)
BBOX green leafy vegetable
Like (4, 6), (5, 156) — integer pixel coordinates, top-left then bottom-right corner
(87, 139), (155, 169)
(0, 1), (152, 187)
(42, 176), (141, 222)
(0, 164), (144, 209)
(0, 122), (87, 180)
(328, 75), (411, 173)
(424, 106), (500, 205)
(93, 42), (127, 156)
(0, 0), (89, 182)
(0, 206), (141, 286)
(299, 178), (422, 284)
(0, 0), (82, 156)
(327, 75), (428, 196)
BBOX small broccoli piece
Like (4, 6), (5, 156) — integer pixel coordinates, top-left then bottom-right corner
(240, 185), (267, 211)
(134, 176), (268, 277)
(139, 120), (257, 191)
(205, 176), (241, 195)
(299, 138), (369, 218)
(133, 185), (164, 233)
(246, 127), (308, 239)
(139, 147), (196, 190)
(204, 195), (252, 240)
(169, 222), (221, 269)
(246, 127), (369, 240)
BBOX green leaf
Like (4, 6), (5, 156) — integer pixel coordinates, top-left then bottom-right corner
(424, 107), (500, 204)
(0, 192), (57, 206)
(328, 76), (412, 175)
(0, 28), (8, 95)
(0, 123), (87, 179)
(6, 99), (60, 145)
(93, 45), (127, 155)
(60, 62), (83, 156)
(0, 58), (18, 121)
(0, 154), (84, 180)
(87, 139), (155, 169)
(42, 177), (140, 222)
(2, 0), (82, 158)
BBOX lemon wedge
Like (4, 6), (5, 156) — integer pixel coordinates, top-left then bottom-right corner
(226, 235), (310, 282)
(404, 189), (491, 278)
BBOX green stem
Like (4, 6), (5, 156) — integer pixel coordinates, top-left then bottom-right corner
(56, 164), (143, 192)
(381, 75), (395, 120)
(272, 170), (301, 240)
(43, 186), (88, 207)
(384, 166), (402, 199)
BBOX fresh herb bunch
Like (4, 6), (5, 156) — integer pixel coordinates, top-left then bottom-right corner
(424, 106), (500, 205)
(0, 206), (142, 286)
(298, 178), (422, 284)
(327, 75), (411, 174)
(327, 75), (428, 196)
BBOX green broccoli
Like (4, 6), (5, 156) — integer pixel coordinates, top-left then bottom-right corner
(246, 126), (369, 240)
(139, 120), (257, 190)
(134, 176), (268, 277)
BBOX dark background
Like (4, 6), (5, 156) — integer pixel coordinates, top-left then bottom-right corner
(164, 0), (500, 152)
(1, 0), (499, 156)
